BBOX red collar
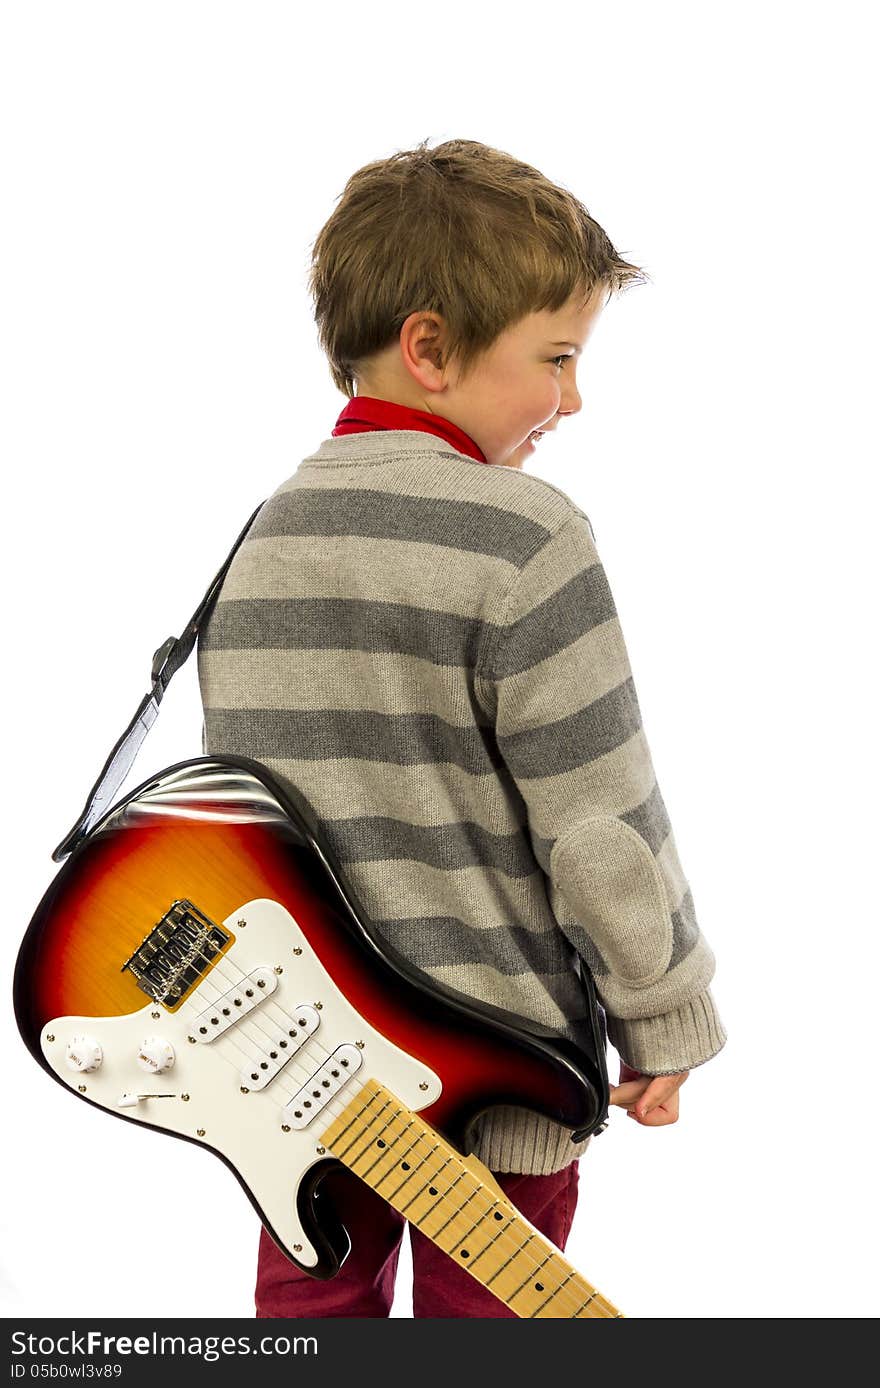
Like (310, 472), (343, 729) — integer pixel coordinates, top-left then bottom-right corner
(332, 396), (487, 464)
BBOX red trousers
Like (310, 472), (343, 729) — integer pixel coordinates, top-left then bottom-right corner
(255, 1160), (580, 1318)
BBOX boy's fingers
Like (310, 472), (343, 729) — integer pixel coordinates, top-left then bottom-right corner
(628, 1101), (678, 1126)
(610, 1071), (689, 1118)
(633, 1073), (688, 1119)
(609, 1079), (650, 1105)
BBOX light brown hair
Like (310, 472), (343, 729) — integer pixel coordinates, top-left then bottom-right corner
(307, 137), (650, 399)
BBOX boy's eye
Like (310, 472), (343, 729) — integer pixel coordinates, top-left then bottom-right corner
(551, 354), (572, 369)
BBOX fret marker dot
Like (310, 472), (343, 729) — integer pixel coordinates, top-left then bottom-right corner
(535, 1283), (544, 1292)
(429, 1187), (438, 1195)
(460, 1250), (469, 1259)
(376, 1139), (386, 1147)
(401, 1162), (410, 1170)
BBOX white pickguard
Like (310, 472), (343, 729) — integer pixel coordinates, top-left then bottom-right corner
(40, 898), (444, 1268)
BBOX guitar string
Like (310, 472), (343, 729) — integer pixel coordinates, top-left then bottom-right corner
(165, 921), (396, 1095)
(190, 1005), (611, 1318)
(135, 912), (468, 1120)
(135, 907), (596, 1141)
(342, 1102), (604, 1318)
(165, 944), (368, 1111)
(140, 921), (586, 1199)
(135, 923), (349, 1087)
(143, 925), (445, 1144)
(142, 922), (614, 1316)
(172, 975), (614, 1317)
(324, 1085), (613, 1318)
(122, 917), (612, 1315)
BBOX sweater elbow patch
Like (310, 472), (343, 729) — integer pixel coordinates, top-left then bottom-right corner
(549, 816), (673, 987)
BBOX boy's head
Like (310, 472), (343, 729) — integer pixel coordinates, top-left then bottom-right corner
(308, 138), (649, 469)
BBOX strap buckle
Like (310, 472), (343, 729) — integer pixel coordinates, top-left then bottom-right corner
(151, 636), (177, 687)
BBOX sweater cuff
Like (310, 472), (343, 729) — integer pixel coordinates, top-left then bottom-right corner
(605, 988), (727, 1075)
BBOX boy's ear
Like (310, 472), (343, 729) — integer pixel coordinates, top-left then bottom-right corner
(399, 310), (448, 388)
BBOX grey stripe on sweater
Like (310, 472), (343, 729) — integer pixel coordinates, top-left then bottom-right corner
(197, 428), (727, 1174)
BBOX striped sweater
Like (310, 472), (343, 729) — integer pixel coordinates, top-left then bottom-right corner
(197, 426), (727, 1174)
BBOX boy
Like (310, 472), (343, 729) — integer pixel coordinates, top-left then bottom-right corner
(197, 137), (727, 1317)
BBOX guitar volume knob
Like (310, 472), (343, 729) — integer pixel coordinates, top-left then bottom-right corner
(137, 1038), (175, 1074)
(65, 1036), (103, 1073)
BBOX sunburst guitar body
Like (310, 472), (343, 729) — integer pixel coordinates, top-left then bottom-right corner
(15, 754), (622, 1318)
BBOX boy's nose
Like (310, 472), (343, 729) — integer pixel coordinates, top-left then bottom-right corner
(559, 384), (582, 417)
(559, 373), (582, 416)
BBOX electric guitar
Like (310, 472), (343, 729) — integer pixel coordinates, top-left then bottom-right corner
(16, 754), (623, 1318)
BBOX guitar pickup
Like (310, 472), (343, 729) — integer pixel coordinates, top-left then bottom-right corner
(240, 1005), (320, 1091)
(281, 1044), (363, 1129)
(187, 967), (278, 1041)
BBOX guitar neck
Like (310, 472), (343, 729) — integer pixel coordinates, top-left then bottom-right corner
(321, 1077), (623, 1318)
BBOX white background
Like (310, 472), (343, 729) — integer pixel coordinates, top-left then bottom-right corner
(2, 0), (877, 1320)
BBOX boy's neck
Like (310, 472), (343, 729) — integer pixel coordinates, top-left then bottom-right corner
(333, 395), (488, 465)
(354, 378), (432, 412)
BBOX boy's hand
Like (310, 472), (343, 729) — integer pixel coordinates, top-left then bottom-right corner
(609, 1060), (689, 1126)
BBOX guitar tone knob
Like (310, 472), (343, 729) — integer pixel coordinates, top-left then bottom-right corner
(137, 1038), (175, 1074)
(65, 1036), (103, 1073)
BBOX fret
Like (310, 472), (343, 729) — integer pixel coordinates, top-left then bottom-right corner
(509, 1256), (599, 1318)
(348, 1112), (417, 1185)
(379, 1138), (443, 1205)
(345, 1100), (486, 1244)
(506, 1250), (556, 1306)
(385, 1143), (445, 1209)
(320, 1078), (625, 1319)
(484, 1232), (577, 1309)
(386, 1140), (505, 1264)
(324, 1087), (397, 1168)
(530, 1269), (576, 1317)
(370, 1130), (457, 1225)
(444, 1196), (504, 1256)
(408, 1165), (469, 1232)
(411, 1167), (531, 1277)
(363, 1115), (419, 1182)
(428, 1179), (501, 1255)
(571, 1289), (603, 1317)
(367, 1119), (435, 1202)
(474, 1218), (601, 1318)
(330, 1093), (470, 1234)
(352, 1130), (461, 1227)
(483, 1231), (537, 1288)
(460, 1208), (515, 1271)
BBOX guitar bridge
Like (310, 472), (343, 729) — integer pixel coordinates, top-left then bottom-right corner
(121, 899), (231, 1011)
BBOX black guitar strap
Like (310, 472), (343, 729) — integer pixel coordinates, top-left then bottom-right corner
(52, 500), (268, 863)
